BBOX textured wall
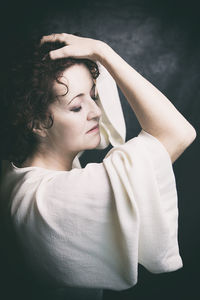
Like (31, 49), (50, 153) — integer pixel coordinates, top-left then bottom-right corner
(0, 0), (199, 299)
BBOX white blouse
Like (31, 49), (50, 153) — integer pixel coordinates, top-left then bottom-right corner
(0, 129), (183, 292)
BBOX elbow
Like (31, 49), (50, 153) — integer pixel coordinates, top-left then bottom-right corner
(182, 124), (197, 148)
(190, 126), (197, 143)
(170, 125), (196, 164)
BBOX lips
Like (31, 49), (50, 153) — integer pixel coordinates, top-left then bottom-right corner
(87, 124), (99, 133)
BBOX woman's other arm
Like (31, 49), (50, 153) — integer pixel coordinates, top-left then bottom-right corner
(95, 41), (196, 163)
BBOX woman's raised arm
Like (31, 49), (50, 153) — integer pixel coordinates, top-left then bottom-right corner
(95, 41), (196, 163)
(41, 33), (196, 163)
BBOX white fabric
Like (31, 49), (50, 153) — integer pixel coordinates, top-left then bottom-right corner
(0, 129), (183, 291)
(72, 62), (126, 169)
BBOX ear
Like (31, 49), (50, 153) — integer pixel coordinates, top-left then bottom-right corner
(32, 120), (47, 138)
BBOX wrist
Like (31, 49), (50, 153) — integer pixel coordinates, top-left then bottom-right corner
(94, 40), (112, 64)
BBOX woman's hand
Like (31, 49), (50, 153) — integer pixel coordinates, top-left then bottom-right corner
(40, 33), (104, 61)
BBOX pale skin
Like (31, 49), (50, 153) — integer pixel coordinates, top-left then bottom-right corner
(25, 33), (196, 170)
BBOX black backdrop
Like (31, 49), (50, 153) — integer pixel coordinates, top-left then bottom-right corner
(0, 0), (199, 299)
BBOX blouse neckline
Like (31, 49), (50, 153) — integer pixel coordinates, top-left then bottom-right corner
(11, 162), (69, 173)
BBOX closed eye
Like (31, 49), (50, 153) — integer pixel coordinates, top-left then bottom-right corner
(71, 106), (82, 112)
(71, 94), (98, 112)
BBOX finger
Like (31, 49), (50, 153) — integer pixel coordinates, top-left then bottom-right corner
(40, 33), (70, 45)
(49, 45), (72, 60)
(40, 33), (60, 44)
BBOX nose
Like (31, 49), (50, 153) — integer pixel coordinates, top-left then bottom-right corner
(87, 98), (102, 121)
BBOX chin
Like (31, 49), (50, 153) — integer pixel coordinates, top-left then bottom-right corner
(94, 135), (102, 148)
(85, 136), (101, 150)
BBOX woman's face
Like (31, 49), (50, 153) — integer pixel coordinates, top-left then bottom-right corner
(45, 63), (102, 158)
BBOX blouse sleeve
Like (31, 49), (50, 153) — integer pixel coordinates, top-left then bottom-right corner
(15, 129), (183, 291)
(103, 129), (183, 273)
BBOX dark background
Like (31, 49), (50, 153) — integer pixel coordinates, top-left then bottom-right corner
(0, 0), (199, 299)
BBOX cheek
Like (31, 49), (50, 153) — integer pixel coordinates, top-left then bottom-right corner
(50, 107), (86, 141)
(58, 117), (84, 139)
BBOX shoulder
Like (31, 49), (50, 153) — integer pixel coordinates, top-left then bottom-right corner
(35, 162), (114, 208)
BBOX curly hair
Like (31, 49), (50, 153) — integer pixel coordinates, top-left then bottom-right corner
(0, 34), (100, 166)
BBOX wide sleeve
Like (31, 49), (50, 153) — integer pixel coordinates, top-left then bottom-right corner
(103, 129), (183, 273)
(13, 130), (183, 292)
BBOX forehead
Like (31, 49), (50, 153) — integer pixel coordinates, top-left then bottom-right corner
(53, 63), (94, 96)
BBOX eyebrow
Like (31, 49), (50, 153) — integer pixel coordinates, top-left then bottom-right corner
(67, 83), (96, 105)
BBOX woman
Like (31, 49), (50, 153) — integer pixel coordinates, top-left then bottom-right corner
(0, 33), (196, 299)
